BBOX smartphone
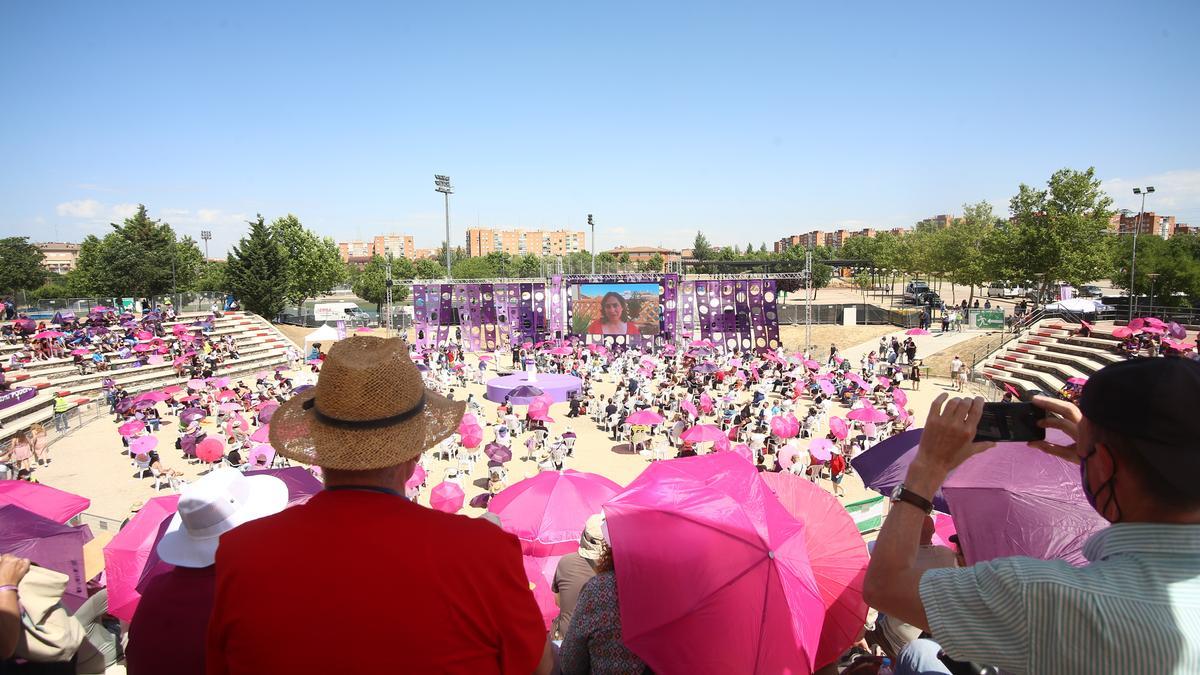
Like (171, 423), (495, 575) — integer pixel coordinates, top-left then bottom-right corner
(973, 402), (1046, 442)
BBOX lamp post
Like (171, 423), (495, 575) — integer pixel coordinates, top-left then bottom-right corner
(1148, 273), (1160, 313)
(434, 175), (453, 280)
(1129, 186), (1155, 321)
(200, 230), (211, 261)
(588, 214), (595, 274)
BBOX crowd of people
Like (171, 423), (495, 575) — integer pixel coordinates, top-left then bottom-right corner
(3, 307), (1200, 674)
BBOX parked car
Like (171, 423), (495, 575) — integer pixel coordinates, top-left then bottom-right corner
(903, 280), (931, 303)
(1078, 285), (1103, 298)
(915, 290), (942, 307)
(986, 282), (1024, 298)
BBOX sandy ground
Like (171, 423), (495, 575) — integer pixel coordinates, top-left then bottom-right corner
(32, 321), (980, 524)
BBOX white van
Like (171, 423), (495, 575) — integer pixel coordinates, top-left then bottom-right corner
(314, 302), (371, 323)
(986, 283), (1023, 298)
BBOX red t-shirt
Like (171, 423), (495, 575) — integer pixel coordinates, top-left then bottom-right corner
(206, 490), (546, 674)
(127, 565), (216, 675)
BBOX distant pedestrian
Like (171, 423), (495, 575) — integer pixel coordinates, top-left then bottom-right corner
(950, 356), (963, 391)
(53, 393), (71, 432)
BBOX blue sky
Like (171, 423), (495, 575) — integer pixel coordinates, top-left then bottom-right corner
(2, 1), (1198, 257)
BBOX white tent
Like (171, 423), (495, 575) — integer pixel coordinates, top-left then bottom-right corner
(1044, 298), (1107, 313)
(304, 323), (341, 349)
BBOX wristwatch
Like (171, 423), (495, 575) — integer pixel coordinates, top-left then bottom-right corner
(890, 484), (934, 514)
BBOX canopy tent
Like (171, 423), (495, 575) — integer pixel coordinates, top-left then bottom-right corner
(1043, 298), (1109, 313)
(303, 323), (340, 348)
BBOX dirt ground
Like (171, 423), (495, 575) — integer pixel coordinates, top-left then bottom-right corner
(778, 324), (896, 358)
(920, 330), (1008, 376)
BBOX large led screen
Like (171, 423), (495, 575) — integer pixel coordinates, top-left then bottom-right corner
(571, 283), (661, 336)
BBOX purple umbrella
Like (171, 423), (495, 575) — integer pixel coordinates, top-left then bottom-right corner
(0, 505), (92, 611)
(293, 384), (314, 394)
(506, 385), (544, 400)
(851, 429), (950, 512)
(115, 399), (136, 414)
(179, 407), (207, 423)
(244, 467), (323, 506)
(484, 442), (513, 463)
(693, 362), (718, 374)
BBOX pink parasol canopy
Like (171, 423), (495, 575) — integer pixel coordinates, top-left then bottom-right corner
(69, 348), (90, 356)
(246, 444), (276, 469)
(0, 481), (90, 524)
(759, 472), (869, 667)
(847, 407), (888, 424)
(1141, 325), (1166, 335)
(905, 328), (931, 336)
(604, 453), (824, 674)
(817, 379), (836, 396)
(196, 437), (225, 463)
(930, 513), (958, 548)
(187, 378), (206, 390)
(803, 359), (821, 370)
(548, 346), (572, 356)
(777, 443), (801, 469)
(103, 495), (180, 621)
(488, 470), (622, 557)
(250, 425), (271, 443)
(130, 436), (158, 455)
(1066, 377), (1088, 385)
(405, 464), (427, 491)
(1129, 317), (1146, 331)
(699, 392), (714, 414)
(625, 410), (665, 426)
(809, 438), (834, 462)
(1111, 326), (1136, 339)
(526, 393), (554, 421)
(522, 555), (560, 630)
(829, 416), (848, 440)
(33, 330), (63, 339)
(770, 414), (799, 439)
(892, 388), (908, 406)
(680, 424), (726, 443)
(680, 399), (699, 418)
(429, 481), (465, 513)
(118, 421), (146, 437)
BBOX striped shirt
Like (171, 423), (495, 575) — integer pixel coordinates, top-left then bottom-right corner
(920, 523), (1200, 674)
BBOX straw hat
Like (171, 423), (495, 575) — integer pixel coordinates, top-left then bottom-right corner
(269, 336), (464, 470)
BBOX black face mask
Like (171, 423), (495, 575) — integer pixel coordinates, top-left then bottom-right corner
(1081, 445), (1123, 523)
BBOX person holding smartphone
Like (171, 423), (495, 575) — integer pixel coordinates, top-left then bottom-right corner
(863, 358), (1200, 673)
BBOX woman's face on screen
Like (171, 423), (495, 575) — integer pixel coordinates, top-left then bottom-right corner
(603, 297), (623, 322)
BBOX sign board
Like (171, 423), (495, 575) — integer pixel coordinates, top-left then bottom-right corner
(0, 386), (37, 412)
(970, 309), (1005, 330)
(842, 307), (857, 326)
(845, 495), (886, 534)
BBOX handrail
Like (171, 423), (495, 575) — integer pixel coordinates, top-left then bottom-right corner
(968, 309), (1046, 370)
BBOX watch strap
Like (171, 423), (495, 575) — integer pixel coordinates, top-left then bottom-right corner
(893, 485), (934, 514)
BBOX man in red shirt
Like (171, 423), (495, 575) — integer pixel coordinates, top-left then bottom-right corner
(206, 336), (549, 674)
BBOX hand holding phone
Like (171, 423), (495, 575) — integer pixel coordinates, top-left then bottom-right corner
(973, 402), (1046, 442)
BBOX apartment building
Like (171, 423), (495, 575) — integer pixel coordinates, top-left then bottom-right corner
(465, 228), (586, 257)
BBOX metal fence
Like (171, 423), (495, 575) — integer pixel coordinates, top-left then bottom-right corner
(775, 303), (924, 328)
(16, 293), (231, 318)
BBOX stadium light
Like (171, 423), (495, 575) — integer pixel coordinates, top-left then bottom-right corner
(434, 175), (453, 279)
(1129, 186), (1155, 321)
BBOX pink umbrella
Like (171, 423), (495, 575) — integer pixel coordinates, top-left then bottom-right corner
(247, 444), (276, 469)
(526, 393), (554, 421)
(478, 354), (494, 361)
(102, 495), (180, 621)
(405, 464), (427, 491)
(130, 436), (158, 455)
(803, 359), (820, 370)
(817, 379), (836, 396)
(250, 425), (271, 443)
(809, 438), (834, 462)
(1143, 317), (1166, 328)
(770, 415), (798, 439)
(1111, 326), (1135, 339)
(730, 442), (754, 464)
(605, 453), (824, 674)
(118, 420), (146, 437)
(521, 555), (560, 630)
(1142, 325), (1166, 335)
(829, 416), (848, 440)
(930, 513), (958, 548)
(892, 388), (908, 406)
(1002, 383), (1021, 398)
(217, 402), (243, 413)
(488, 470), (622, 557)
(187, 378), (206, 390)
(69, 348), (90, 356)
(905, 328), (931, 335)
(33, 330), (63, 339)
(429, 481), (465, 513)
(847, 407), (888, 424)
(0, 481), (91, 524)
(1129, 317), (1146, 331)
(680, 399), (699, 419)
(460, 425), (484, 449)
(257, 403), (279, 424)
(625, 410), (665, 426)
(1067, 377), (1088, 385)
(862, 422), (877, 438)
(876, 376), (892, 386)
(699, 392), (714, 414)
(215, 389), (238, 401)
(758, 472), (869, 667)
(778, 443), (800, 469)
(132, 344), (154, 353)
(548, 346), (572, 356)
(196, 437), (225, 463)
(680, 424), (727, 443)
(224, 415), (249, 439)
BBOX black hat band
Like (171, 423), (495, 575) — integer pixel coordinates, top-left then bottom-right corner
(302, 393), (427, 430)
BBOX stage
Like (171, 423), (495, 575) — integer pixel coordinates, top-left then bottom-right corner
(485, 372), (583, 405)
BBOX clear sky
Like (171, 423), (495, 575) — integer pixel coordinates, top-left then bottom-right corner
(2, 1), (1198, 257)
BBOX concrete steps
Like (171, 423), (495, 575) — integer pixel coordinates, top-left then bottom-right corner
(980, 320), (1129, 397)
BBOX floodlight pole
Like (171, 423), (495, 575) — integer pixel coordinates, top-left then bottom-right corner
(1129, 186), (1154, 321)
(385, 257), (394, 336)
(588, 214), (595, 274)
(804, 246), (813, 354)
(434, 175), (454, 280)
(200, 230), (211, 261)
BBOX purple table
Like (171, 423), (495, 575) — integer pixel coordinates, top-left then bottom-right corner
(485, 373), (583, 404)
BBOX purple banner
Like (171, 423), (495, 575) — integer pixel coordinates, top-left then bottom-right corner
(0, 386), (37, 411)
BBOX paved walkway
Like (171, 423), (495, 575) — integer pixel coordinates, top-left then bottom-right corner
(835, 326), (988, 367)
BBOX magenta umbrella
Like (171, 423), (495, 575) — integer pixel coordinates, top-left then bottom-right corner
(69, 348), (90, 356)
(905, 328), (931, 336)
(118, 420), (146, 437)
(1111, 326), (1136, 339)
(892, 388), (908, 406)
(33, 330), (63, 339)
(680, 424), (726, 443)
(847, 407), (889, 424)
(758, 472), (869, 667)
(605, 452), (824, 674)
(246, 444), (276, 469)
(680, 399), (699, 419)
(484, 442), (513, 463)
(488, 470), (622, 557)
(135, 391), (171, 403)
(429, 481), (465, 513)
(196, 437), (225, 463)
(405, 464), (427, 491)
(625, 410), (664, 426)
(548, 346), (572, 356)
(829, 416), (848, 440)
(809, 438), (834, 462)
(130, 436), (158, 455)
(526, 393), (554, 421)
(0, 481), (90, 524)
(103, 495), (180, 621)
(250, 425), (271, 443)
(0, 506), (92, 612)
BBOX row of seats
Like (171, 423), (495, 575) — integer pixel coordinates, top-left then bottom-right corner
(979, 321), (1126, 397)
(0, 311), (294, 443)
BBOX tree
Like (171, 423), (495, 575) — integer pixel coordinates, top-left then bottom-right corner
(0, 237), (46, 294)
(226, 215), (287, 318)
(638, 252), (665, 273)
(173, 236), (207, 293)
(194, 261), (228, 293)
(272, 214), (346, 315)
(691, 232), (714, 272)
(353, 255), (388, 313)
(65, 205), (201, 301)
(1007, 167), (1114, 295)
(1109, 233), (1200, 306)
(414, 258), (445, 280)
(514, 254), (541, 278)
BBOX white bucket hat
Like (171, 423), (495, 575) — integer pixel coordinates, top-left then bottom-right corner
(157, 467), (289, 568)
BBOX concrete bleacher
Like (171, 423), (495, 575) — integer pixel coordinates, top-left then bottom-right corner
(979, 320), (1127, 397)
(0, 311), (295, 443)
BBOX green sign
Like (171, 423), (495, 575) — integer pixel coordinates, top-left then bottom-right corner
(845, 495), (886, 534)
(971, 308), (1004, 330)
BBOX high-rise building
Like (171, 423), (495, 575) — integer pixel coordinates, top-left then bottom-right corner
(773, 227), (881, 253)
(465, 228), (586, 257)
(35, 242), (81, 273)
(371, 234), (416, 259)
(1112, 211), (1179, 239)
(337, 241), (371, 261)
